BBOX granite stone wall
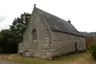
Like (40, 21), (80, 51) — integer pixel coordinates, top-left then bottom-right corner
(18, 8), (86, 58)
(18, 8), (51, 58)
(48, 31), (86, 57)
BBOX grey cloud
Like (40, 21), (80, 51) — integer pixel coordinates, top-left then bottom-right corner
(0, 16), (6, 22)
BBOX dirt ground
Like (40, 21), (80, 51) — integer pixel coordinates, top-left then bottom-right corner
(0, 51), (96, 64)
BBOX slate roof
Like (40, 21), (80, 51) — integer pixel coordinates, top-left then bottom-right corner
(80, 32), (96, 38)
(33, 6), (96, 37)
(35, 7), (81, 36)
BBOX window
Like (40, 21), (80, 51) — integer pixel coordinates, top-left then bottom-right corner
(32, 28), (37, 40)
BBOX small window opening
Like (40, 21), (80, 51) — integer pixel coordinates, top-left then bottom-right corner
(32, 28), (37, 40)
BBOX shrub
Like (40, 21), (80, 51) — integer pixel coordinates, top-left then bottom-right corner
(89, 40), (96, 60)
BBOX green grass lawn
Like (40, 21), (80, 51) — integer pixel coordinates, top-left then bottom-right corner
(0, 51), (94, 64)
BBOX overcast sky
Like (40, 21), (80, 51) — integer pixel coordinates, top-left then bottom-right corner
(0, 0), (96, 32)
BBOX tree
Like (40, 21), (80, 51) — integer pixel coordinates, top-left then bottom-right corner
(0, 29), (18, 53)
(10, 12), (31, 43)
(0, 12), (31, 53)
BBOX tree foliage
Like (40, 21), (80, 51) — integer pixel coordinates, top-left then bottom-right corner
(0, 12), (31, 53)
(0, 29), (17, 53)
(10, 12), (31, 42)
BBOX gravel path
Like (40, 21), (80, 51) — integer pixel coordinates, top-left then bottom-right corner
(0, 60), (22, 64)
